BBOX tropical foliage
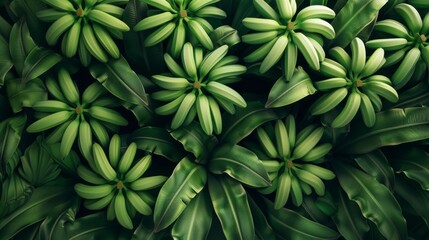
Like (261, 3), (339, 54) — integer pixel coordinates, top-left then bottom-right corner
(1, 0), (429, 239)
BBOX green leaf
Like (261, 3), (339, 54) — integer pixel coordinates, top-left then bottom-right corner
(332, 187), (370, 240)
(220, 101), (280, 145)
(47, 143), (80, 178)
(209, 144), (270, 188)
(333, 161), (407, 240)
(63, 212), (120, 240)
(354, 149), (395, 190)
(0, 183), (74, 239)
(37, 197), (79, 240)
(394, 81), (429, 108)
(8, 18), (36, 75)
(122, 0), (165, 76)
(310, 0), (328, 5)
(22, 47), (62, 82)
(337, 107), (429, 154)
(259, 196), (340, 240)
(0, 35), (13, 86)
(248, 196), (276, 240)
(6, 77), (47, 113)
(170, 122), (217, 162)
(0, 15), (11, 39)
(14, 0), (46, 44)
(172, 189), (212, 240)
(18, 137), (61, 187)
(266, 67), (316, 108)
(208, 175), (254, 240)
(130, 126), (185, 162)
(0, 114), (26, 176)
(89, 56), (148, 106)
(395, 175), (429, 227)
(0, 172), (32, 218)
(386, 147), (429, 190)
(131, 217), (169, 240)
(154, 157), (207, 231)
(328, 0), (388, 48)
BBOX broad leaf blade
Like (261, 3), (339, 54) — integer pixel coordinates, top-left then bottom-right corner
(22, 47), (62, 82)
(220, 101), (279, 144)
(329, 0), (388, 48)
(0, 172), (32, 218)
(209, 144), (270, 188)
(9, 18), (36, 75)
(154, 157), (207, 231)
(208, 175), (254, 240)
(337, 107), (429, 154)
(130, 126), (185, 163)
(248, 196), (276, 240)
(172, 189), (212, 240)
(6, 77), (47, 113)
(386, 147), (429, 190)
(354, 149), (395, 190)
(0, 35), (13, 86)
(332, 187), (370, 240)
(333, 162), (407, 240)
(132, 217), (169, 240)
(266, 68), (316, 108)
(63, 212), (120, 240)
(89, 56), (148, 106)
(170, 122), (217, 161)
(0, 183), (74, 239)
(260, 196), (340, 240)
(0, 114), (26, 176)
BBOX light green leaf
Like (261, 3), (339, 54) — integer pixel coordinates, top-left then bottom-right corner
(337, 107), (429, 154)
(89, 56), (148, 106)
(220, 101), (280, 145)
(329, 0), (388, 48)
(130, 126), (185, 163)
(333, 162), (407, 240)
(172, 189), (212, 240)
(266, 67), (316, 108)
(154, 157), (207, 231)
(332, 187), (370, 240)
(354, 149), (395, 190)
(209, 144), (270, 188)
(208, 175), (254, 240)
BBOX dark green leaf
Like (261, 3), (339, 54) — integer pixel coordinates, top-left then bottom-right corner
(18, 137), (61, 187)
(172, 189), (212, 240)
(8, 18), (36, 75)
(354, 149), (395, 190)
(300, 196), (332, 223)
(337, 107), (429, 154)
(0, 183), (74, 239)
(6, 77), (47, 113)
(154, 157), (207, 231)
(220, 101), (280, 144)
(333, 162), (407, 240)
(328, 0), (388, 48)
(132, 216), (169, 240)
(395, 175), (429, 227)
(0, 114), (26, 176)
(22, 47), (62, 82)
(130, 126), (185, 162)
(171, 122), (217, 162)
(208, 175), (254, 240)
(209, 144), (270, 188)
(310, 0), (328, 5)
(14, 0), (45, 44)
(260, 196), (340, 240)
(37, 198), (79, 240)
(122, 101), (155, 127)
(332, 187), (370, 240)
(394, 81), (429, 108)
(248, 196), (276, 240)
(386, 147), (429, 190)
(122, 0), (165, 76)
(89, 56), (148, 106)
(0, 15), (11, 39)
(63, 212), (120, 240)
(266, 67), (316, 108)
(0, 35), (13, 86)
(0, 172), (32, 218)
(47, 143), (80, 178)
